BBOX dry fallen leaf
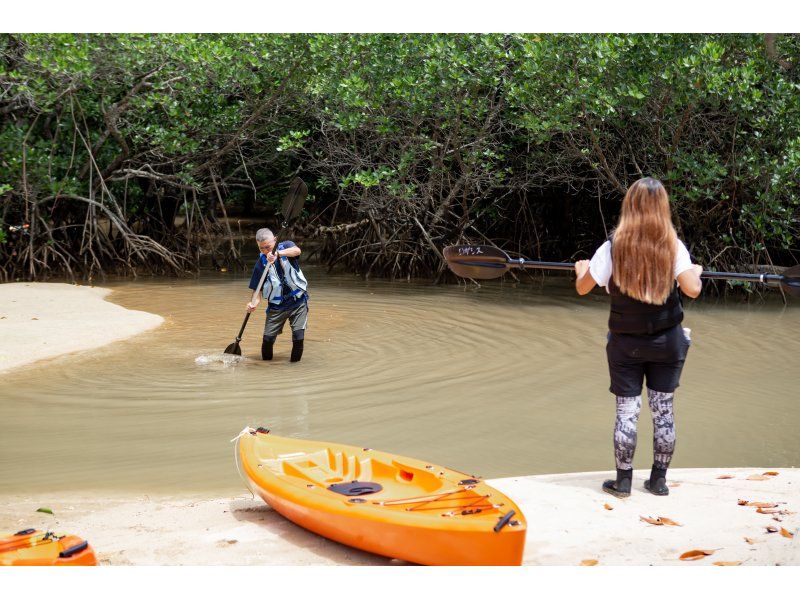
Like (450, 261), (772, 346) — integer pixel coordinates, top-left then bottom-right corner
(659, 517), (682, 527)
(780, 528), (794, 539)
(744, 537), (762, 545)
(713, 561), (742, 566)
(766, 526), (779, 533)
(757, 507), (781, 514)
(717, 475), (735, 479)
(641, 515), (681, 527)
(669, 482), (681, 488)
(747, 475), (772, 481)
(738, 499), (750, 506)
(580, 559), (599, 566)
(679, 549), (716, 561)
(763, 471), (779, 476)
(604, 503), (614, 511)
(749, 502), (779, 509)
(640, 516), (663, 526)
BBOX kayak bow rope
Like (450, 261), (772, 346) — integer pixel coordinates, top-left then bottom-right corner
(224, 177), (308, 356)
(443, 244), (800, 297)
(231, 426), (257, 499)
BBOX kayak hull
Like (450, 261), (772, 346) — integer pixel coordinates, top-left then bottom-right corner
(0, 530), (97, 566)
(236, 429), (526, 565)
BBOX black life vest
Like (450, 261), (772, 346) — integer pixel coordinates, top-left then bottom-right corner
(607, 240), (683, 335)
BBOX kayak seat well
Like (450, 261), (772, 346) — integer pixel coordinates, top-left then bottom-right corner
(271, 449), (445, 497)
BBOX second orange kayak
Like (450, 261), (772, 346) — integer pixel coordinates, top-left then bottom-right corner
(0, 529), (97, 566)
(235, 427), (527, 565)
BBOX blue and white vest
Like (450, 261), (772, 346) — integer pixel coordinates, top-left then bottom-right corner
(260, 253), (308, 307)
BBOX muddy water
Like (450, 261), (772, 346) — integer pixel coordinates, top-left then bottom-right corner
(1, 266), (798, 493)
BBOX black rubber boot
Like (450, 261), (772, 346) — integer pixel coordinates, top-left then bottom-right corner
(261, 338), (274, 361)
(602, 468), (632, 498)
(290, 339), (304, 363)
(644, 466), (669, 496)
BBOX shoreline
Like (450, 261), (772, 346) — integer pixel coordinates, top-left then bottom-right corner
(1, 468), (797, 565)
(0, 282), (163, 374)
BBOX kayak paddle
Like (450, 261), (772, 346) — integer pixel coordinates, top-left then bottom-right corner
(443, 244), (800, 297)
(224, 177), (308, 355)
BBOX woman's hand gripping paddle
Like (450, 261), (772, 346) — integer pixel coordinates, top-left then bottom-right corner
(224, 177), (308, 355)
(443, 244), (800, 297)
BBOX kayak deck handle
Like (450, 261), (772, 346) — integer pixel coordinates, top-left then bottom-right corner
(59, 540), (89, 559)
(494, 510), (517, 533)
(14, 528), (36, 536)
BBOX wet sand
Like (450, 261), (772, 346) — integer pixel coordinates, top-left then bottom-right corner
(0, 282), (163, 373)
(1, 468), (797, 565)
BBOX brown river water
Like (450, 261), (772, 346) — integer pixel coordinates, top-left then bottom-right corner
(1, 266), (798, 494)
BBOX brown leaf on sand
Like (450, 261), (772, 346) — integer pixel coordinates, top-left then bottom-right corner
(747, 474), (773, 481)
(766, 526), (779, 533)
(658, 517), (682, 527)
(669, 482), (681, 488)
(713, 561), (742, 566)
(641, 516), (682, 527)
(580, 559), (599, 566)
(604, 503), (614, 510)
(640, 516), (663, 526)
(757, 507), (781, 514)
(763, 471), (779, 476)
(738, 499), (750, 506)
(680, 549), (716, 561)
(744, 537), (762, 545)
(749, 502), (779, 509)
(717, 475), (735, 479)
(780, 528), (795, 539)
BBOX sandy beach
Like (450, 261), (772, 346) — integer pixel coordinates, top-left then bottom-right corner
(0, 282), (163, 373)
(1, 468), (797, 565)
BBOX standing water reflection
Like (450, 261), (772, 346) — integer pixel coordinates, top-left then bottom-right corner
(1, 265), (798, 493)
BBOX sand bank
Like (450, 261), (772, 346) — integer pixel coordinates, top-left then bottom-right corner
(0, 282), (163, 374)
(1, 468), (797, 565)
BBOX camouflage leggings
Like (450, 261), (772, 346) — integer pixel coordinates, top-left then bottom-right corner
(613, 389), (676, 471)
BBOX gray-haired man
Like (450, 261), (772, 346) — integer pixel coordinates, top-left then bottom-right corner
(246, 228), (309, 362)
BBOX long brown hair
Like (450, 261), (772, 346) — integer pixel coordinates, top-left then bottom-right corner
(611, 177), (678, 305)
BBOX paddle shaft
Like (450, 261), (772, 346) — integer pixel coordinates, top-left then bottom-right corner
(455, 257), (790, 285)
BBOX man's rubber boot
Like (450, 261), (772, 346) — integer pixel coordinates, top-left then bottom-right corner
(644, 466), (669, 496)
(261, 338), (274, 361)
(602, 468), (632, 498)
(290, 339), (303, 363)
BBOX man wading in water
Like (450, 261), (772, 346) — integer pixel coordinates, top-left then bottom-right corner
(574, 177), (703, 498)
(246, 228), (309, 362)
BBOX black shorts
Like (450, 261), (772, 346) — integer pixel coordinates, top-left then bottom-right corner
(606, 324), (691, 396)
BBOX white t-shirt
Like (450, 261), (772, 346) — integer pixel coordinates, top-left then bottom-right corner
(589, 239), (693, 291)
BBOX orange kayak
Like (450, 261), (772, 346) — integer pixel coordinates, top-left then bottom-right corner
(235, 427), (526, 565)
(0, 529), (97, 566)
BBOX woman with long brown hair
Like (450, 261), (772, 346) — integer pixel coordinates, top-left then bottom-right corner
(574, 177), (703, 497)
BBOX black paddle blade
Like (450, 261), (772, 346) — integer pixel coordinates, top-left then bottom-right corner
(281, 177), (308, 223)
(443, 245), (512, 280)
(781, 264), (800, 297)
(223, 342), (242, 356)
